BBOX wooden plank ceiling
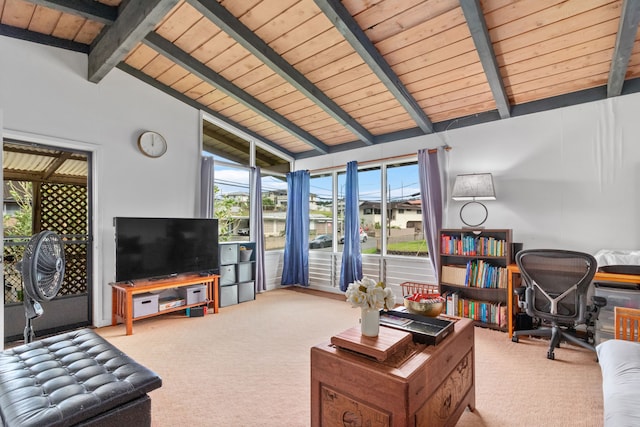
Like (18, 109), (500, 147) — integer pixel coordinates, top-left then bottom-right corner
(2, 0), (640, 161)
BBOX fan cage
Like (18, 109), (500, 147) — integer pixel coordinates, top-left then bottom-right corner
(22, 231), (65, 302)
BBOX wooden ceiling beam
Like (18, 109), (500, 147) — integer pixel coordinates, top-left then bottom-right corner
(187, 0), (375, 146)
(0, 24), (88, 53)
(460, 0), (510, 119)
(42, 152), (73, 180)
(116, 62), (298, 159)
(608, 0), (640, 97)
(27, 0), (117, 25)
(3, 144), (86, 161)
(88, 0), (180, 83)
(314, 0), (434, 134)
(4, 170), (87, 186)
(143, 32), (330, 154)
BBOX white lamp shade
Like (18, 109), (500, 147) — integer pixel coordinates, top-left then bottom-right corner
(451, 173), (496, 201)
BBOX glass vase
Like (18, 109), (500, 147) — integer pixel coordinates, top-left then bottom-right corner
(360, 307), (380, 337)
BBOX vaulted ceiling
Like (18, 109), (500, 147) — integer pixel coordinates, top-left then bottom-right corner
(2, 0), (640, 161)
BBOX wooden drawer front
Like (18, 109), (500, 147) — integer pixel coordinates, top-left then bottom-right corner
(320, 385), (390, 427)
(409, 322), (474, 408)
(415, 349), (473, 427)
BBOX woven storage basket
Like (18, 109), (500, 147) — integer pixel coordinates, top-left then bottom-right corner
(400, 282), (439, 296)
(441, 265), (467, 286)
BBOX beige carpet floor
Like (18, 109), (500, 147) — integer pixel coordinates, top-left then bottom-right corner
(96, 288), (603, 426)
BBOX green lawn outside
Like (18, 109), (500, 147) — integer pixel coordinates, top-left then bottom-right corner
(362, 239), (429, 256)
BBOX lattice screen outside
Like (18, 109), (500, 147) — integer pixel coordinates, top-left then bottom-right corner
(38, 183), (88, 297)
(4, 183), (89, 303)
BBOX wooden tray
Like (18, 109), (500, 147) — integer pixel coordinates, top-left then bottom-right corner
(330, 326), (412, 361)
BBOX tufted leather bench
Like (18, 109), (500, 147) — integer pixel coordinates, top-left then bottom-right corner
(0, 328), (161, 427)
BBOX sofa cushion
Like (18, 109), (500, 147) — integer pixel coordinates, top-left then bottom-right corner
(596, 339), (640, 427)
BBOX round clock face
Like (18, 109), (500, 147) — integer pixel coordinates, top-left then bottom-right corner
(137, 131), (167, 158)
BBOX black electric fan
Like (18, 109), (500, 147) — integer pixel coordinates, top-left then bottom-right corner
(17, 230), (65, 343)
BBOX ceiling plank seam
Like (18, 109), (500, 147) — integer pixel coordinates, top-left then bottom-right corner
(607, 0), (640, 97)
(313, 0), (434, 134)
(88, 0), (180, 83)
(186, 0), (374, 146)
(459, 0), (511, 119)
(142, 32), (330, 155)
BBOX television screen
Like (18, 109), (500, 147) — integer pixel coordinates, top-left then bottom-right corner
(115, 217), (219, 282)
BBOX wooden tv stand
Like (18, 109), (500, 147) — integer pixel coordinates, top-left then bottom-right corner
(111, 274), (219, 335)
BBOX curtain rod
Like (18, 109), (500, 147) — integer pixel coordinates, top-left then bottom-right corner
(307, 145), (451, 174)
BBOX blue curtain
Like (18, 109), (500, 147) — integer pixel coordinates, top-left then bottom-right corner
(251, 167), (266, 292)
(339, 161), (362, 291)
(418, 148), (444, 282)
(281, 170), (310, 286)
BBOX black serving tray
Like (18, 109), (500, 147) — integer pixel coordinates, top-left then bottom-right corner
(379, 307), (455, 345)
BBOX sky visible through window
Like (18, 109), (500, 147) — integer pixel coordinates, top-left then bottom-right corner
(211, 154), (421, 203)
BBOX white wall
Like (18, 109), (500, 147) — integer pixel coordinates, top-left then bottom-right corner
(0, 36), (202, 327)
(296, 93), (640, 256)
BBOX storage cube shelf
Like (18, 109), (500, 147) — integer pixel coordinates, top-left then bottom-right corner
(219, 242), (256, 307)
(238, 281), (255, 303)
(439, 228), (512, 331)
(219, 264), (236, 286)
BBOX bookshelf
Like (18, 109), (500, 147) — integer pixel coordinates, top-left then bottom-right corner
(439, 228), (512, 331)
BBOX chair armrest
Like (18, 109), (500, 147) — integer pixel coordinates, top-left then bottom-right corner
(514, 286), (528, 310)
(592, 296), (606, 308)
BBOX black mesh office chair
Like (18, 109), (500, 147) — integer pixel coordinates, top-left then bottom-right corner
(512, 249), (606, 360)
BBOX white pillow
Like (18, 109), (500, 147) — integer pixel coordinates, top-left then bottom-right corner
(596, 339), (640, 427)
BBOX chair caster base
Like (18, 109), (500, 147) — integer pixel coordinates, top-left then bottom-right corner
(547, 351), (555, 360)
(512, 336), (519, 343)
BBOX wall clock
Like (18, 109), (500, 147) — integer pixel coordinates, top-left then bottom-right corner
(137, 131), (167, 158)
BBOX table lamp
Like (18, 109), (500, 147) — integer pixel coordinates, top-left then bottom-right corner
(451, 173), (496, 227)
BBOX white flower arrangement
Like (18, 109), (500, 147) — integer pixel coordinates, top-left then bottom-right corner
(345, 276), (396, 310)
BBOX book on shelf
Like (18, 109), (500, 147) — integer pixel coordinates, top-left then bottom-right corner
(463, 260), (507, 288)
(441, 233), (508, 257)
(442, 295), (506, 328)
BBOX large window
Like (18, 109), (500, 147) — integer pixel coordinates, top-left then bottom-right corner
(385, 161), (427, 257)
(212, 160), (251, 242)
(306, 160), (426, 257)
(261, 172), (287, 250)
(202, 116), (292, 248)
(308, 173), (333, 251)
(337, 166), (381, 254)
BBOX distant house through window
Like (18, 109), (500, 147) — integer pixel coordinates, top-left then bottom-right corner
(307, 159), (427, 258)
(202, 116), (291, 250)
(385, 161), (427, 256)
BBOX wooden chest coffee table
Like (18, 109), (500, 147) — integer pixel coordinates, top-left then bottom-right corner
(311, 317), (474, 427)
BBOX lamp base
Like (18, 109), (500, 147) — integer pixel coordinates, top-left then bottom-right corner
(459, 201), (488, 227)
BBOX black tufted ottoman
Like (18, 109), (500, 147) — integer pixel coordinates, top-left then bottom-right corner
(0, 328), (162, 427)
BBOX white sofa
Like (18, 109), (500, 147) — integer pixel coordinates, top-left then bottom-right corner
(596, 339), (640, 427)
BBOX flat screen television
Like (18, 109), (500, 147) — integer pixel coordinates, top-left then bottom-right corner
(115, 217), (219, 282)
